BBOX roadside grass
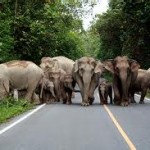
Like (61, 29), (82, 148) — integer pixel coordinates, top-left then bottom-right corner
(0, 97), (33, 124)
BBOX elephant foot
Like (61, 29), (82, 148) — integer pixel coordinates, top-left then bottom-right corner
(100, 102), (104, 105)
(46, 101), (51, 104)
(110, 101), (113, 105)
(139, 101), (144, 104)
(66, 101), (72, 105)
(88, 97), (95, 105)
(100, 101), (108, 105)
(130, 99), (136, 103)
(81, 102), (90, 106)
(114, 101), (120, 105)
(63, 100), (67, 104)
(120, 101), (129, 107)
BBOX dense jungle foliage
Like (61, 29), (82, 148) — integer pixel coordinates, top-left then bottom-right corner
(91, 0), (150, 68)
(0, 0), (150, 68)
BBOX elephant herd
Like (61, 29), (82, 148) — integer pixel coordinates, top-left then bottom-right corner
(0, 55), (149, 107)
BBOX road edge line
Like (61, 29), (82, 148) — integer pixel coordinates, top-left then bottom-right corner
(0, 103), (46, 135)
(104, 105), (136, 150)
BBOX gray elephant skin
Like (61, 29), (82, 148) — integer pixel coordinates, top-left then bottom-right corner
(72, 57), (105, 106)
(60, 73), (74, 105)
(98, 79), (113, 105)
(130, 68), (150, 104)
(40, 56), (75, 102)
(39, 77), (55, 104)
(104, 56), (140, 106)
(0, 60), (44, 103)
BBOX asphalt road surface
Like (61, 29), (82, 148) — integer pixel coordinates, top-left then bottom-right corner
(0, 92), (150, 150)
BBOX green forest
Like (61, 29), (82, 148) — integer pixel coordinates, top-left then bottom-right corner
(0, 0), (150, 68)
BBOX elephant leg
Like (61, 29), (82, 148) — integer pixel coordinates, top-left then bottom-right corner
(109, 90), (113, 104)
(61, 88), (67, 104)
(66, 90), (72, 105)
(130, 91), (136, 103)
(75, 77), (84, 103)
(32, 92), (40, 105)
(25, 83), (37, 103)
(88, 77), (97, 105)
(139, 89), (147, 104)
(113, 83), (121, 105)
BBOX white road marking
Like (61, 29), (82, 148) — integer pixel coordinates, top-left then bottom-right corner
(97, 93), (136, 150)
(0, 104), (46, 135)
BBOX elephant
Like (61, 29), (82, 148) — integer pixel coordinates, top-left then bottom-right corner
(104, 56), (140, 106)
(39, 77), (56, 104)
(72, 57), (105, 106)
(40, 56), (75, 101)
(0, 60), (44, 103)
(60, 74), (75, 105)
(40, 56), (74, 74)
(98, 78), (113, 105)
(48, 68), (66, 102)
(130, 68), (150, 104)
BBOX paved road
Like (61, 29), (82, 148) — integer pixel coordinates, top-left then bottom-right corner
(0, 92), (150, 150)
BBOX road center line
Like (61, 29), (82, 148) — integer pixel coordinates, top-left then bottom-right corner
(103, 105), (136, 150)
(0, 103), (46, 135)
(96, 93), (136, 150)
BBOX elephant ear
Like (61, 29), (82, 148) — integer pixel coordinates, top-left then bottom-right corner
(2, 78), (9, 94)
(94, 61), (105, 74)
(129, 59), (140, 72)
(59, 69), (66, 81)
(74, 60), (79, 72)
(103, 59), (114, 74)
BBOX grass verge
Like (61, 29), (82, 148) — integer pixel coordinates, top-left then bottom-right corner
(0, 97), (33, 124)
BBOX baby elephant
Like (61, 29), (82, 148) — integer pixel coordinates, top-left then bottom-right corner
(39, 78), (55, 104)
(98, 79), (113, 105)
(61, 74), (75, 105)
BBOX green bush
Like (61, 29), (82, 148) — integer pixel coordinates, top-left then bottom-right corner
(0, 97), (33, 123)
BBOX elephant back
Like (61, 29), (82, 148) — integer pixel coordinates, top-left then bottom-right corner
(52, 56), (74, 74)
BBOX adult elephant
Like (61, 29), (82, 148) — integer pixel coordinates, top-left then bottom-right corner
(40, 56), (75, 101)
(40, 56), (74, 74)
(72, 57), (105, 106)
(104, 56), (140, 106)
(130, 68), (150, 104)
(0, 60), (44, 103)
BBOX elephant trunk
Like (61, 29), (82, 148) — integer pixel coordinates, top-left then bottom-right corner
(50, 87), (55, 98)
(54, 80), (61, 101)
(83, 72), (92, 103)
(120, 74), (129, 102)
(100, 87), (106, 101)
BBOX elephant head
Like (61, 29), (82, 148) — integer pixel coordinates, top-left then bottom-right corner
(39, 77), (55, 100)
(63, 74), (74, 91)
(73, 57), (105, 106)
(0, 77), (9, 100)
(40, 57), (60, 74)
(104, 56), (140, 106)
(49, 69), (66, 101)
